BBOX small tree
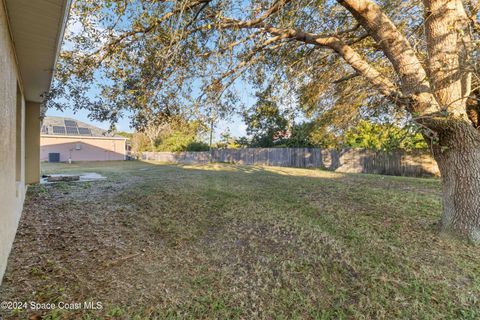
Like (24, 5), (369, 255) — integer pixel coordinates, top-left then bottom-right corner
(216, 130), (240, 149)
(243, 87), (289, 147)
(130, 132), (150, 154)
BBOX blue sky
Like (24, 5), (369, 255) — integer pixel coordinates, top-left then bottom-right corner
(46, 74), (251, 140)
(46, 107), (247, 140)
(46, 73), (250, 141)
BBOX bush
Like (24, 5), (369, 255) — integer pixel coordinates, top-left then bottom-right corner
(186, 141), (210, 151)
(344, 120), (427, 151)
(156, 133), (193, 152)
(155, 132), (209, 152)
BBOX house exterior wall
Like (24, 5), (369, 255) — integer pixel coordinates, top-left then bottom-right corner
(40, 136), (127, 161)
(0, 2), (26, 284)
(25, 102), (41, 184)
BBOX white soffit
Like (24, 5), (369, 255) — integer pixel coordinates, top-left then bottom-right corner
(4, 0), (70, 102)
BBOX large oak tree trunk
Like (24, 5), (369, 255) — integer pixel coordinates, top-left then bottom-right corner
(431, 121), (480, 242)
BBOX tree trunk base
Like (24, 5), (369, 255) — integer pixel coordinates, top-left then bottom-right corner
(432, 121), (480, 243)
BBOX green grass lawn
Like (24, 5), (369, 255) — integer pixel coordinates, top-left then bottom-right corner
(1, 161), (479, 319)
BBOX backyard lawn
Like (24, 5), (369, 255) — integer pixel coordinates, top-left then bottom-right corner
(1, 161), (479, 319)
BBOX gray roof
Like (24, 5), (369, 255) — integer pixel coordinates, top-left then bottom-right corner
(41, 116), (118, 138)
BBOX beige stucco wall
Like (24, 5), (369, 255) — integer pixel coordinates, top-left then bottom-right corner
(25, 102), (41, 184)
(40, 136), (127, 161)
(0, 3), (26, 284)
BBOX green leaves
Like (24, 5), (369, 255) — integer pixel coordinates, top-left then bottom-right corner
(242, 86), (290, 147)
(344, 120), (427, 151)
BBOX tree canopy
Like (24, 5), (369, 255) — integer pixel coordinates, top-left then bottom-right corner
(51, 0), (465, 130)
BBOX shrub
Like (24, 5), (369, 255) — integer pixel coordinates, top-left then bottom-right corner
(186, 141), (210, 151)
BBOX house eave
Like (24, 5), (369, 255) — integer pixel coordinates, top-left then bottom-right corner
(4, 0), (72, 103)
(41, 134), (129, 141)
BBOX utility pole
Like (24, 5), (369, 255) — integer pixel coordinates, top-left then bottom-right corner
(209, 119), (214, 150)
(208, 103), (214, 151)
(208, 103), (215, 163)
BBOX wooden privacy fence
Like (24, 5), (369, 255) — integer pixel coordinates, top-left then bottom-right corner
(142, 148), (440, 177)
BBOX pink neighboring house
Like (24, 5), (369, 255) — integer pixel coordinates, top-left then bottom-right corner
(40, 117), (128, 162)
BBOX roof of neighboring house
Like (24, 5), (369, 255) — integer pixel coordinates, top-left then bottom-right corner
(41, 116), (125, 139)
(4, 0), (72, 103)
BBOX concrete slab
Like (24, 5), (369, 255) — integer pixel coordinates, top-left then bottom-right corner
(41, 172), (106, 184)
